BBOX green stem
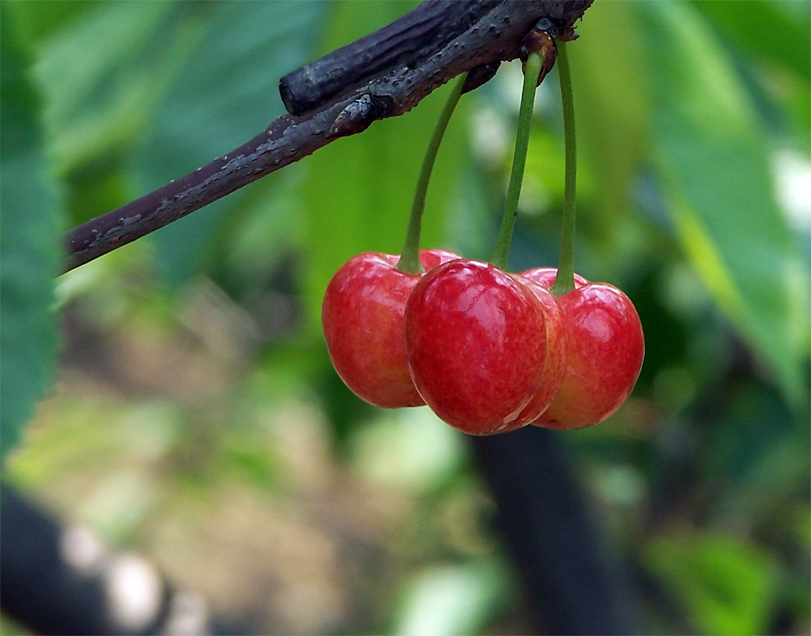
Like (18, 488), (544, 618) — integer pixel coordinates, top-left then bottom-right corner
(397, 72), (467, 274)
(550, 41), (577, 296)
(490, 50), (543, 270)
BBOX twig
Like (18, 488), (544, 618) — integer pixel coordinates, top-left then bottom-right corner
(279, 0), (503, 116)
(64, 0), (592, 272)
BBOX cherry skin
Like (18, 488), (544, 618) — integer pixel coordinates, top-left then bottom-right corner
(521, 267), (644, 430)
(322, 249), (460, 408)
(520, 267), (589, 290)
(403, 259), (548, 435)
(513, 277), (568, 422)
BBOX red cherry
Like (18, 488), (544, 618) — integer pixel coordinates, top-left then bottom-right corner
(403, 259), (548, 435)
(322, 249), (460, 408)
(521, 266), (589, 290)
(513, 277), (568, 422)
(522, 268), (644, 430)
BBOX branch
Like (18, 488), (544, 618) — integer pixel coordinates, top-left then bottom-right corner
(64, 0), (592, 272)
(471, 428), (641, 634)
(0, 484), (220, 634)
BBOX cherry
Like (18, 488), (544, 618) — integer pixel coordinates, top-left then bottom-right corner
(521, 266), (589, 290)
(521, 267), (644, 429)
(403, 259), (549, 435)
(322, 248), (460, 408)
(514, 277), (568, 423)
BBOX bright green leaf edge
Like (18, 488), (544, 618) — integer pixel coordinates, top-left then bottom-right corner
(1, 6), (64, 467)
(638, 1), (809, 407)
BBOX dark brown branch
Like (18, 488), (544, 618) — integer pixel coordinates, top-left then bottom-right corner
(64, 0), (592, 272)
(279, 0), (503, 115)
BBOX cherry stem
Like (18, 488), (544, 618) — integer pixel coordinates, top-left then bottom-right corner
(550, 41), (577, 296)
(397, 72), (467, 274)
(490, 51), (544, 270)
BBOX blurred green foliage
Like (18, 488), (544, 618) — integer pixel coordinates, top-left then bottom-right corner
(644, 531), (778, 635)
(1, 1), (809, 634)
(0, 4), (63, 465)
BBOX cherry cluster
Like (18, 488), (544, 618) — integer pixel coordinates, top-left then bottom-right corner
(322, 41), (643, 434)
(321, 250), (644, 435)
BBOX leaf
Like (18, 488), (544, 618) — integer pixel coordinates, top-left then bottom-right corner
(2, 0), (96, 46)
(349, 408), (464, 495)
(300, 1), (465, 331)
(34, 1), (182, 176)
(393, 560), (510, 636)
(133, 1), (329, 284)
(690, 0), (811, 83)
(644, 531), (778, 635)
(637, 1), (810, 405)
(0, 7), (63, 466)
(690, 0), (811, 154)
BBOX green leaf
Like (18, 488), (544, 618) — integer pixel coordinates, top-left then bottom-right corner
(393, 560), (509, 636)
(637, 1), (809, 405)
(34, 1), (182, 175)
(0, 8), (63, 466)
(133, 1), (329, 284)
(1, 0), (96, 46)
(690, 0), (811, 154)
(300, 1), (465, 331)
(644, 531), (778, 635)
(690, 0), (811, 83)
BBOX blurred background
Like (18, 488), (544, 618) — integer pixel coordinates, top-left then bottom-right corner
(1, 1), (809, 634)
